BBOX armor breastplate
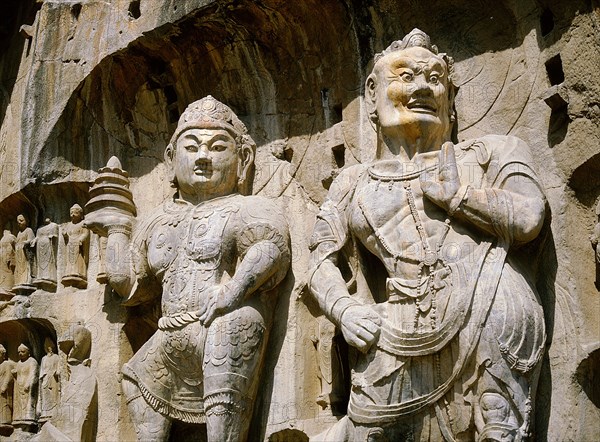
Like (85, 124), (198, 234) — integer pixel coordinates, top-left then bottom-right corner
(148, 202), (239, 316)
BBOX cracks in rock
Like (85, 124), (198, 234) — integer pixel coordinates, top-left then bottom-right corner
(131, 153), (162, 162)
(74, 94), (130, 151)
(507, 53), (539, 136)
(459, 52), (512, 132)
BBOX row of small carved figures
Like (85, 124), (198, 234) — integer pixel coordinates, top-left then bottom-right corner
(0, 342), (59, 429)
(0, 207), (106, 296)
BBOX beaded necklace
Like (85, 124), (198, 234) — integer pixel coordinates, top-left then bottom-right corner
(360, 162), (451, 330)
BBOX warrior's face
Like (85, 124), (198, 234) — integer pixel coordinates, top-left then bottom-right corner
(172, 128), (240, 202)
(367, 46), (451, 142)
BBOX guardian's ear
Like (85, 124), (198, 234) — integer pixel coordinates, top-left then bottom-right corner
(365, 73), (378, 125)
(164, 143), (177, 187)
(237, 135), (256, 194)
(164, 142), (174, 165)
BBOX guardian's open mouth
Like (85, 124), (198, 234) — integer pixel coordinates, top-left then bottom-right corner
(407, 101), (438, 113)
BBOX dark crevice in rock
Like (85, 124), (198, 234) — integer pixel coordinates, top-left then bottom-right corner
(332, 143), (345, 169)
(576, 346), (600, 408)
(540, 7), (555, 36)
(268, 429), (309, 442)
(569, 152), (600, 206)
(548, 105), (570, 148)
(545, 53), (565, 86)
(71, 3), (82, 20)
(128, 0), (141, 20)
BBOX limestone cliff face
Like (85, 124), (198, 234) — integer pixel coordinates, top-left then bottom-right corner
(0, 0), (598, 440)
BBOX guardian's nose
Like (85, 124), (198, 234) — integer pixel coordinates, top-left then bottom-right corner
(196, 144), (210, 160)
(413, 74), (433, 95)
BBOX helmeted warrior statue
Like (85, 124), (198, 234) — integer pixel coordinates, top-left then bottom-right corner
(85, 96), (290, 441)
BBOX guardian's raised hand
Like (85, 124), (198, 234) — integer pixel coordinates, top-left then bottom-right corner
(420, 142), (464, 215)
(83, 208), (133, 237)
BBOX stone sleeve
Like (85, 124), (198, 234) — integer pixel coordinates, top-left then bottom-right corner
(309, 165), (365, 325)
(455, 135), (546, 245)
(236, 197), (291, 294)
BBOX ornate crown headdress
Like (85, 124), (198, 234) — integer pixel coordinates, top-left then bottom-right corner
(169, 95), (248, 145)
(375, 28), (438, 63)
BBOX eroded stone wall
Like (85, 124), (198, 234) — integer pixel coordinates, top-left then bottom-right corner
(0, 0), (598, 440)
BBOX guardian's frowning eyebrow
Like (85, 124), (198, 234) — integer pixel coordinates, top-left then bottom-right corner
(178, 131), (234, 144)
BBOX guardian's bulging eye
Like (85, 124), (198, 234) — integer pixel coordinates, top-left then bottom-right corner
(400, 72), (414, 82)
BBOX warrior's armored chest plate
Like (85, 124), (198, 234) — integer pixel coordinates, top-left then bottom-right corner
(184, 205), (237, 268)
(147, 201), (239, 315)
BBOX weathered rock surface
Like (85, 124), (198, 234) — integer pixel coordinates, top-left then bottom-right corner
(0, 0), (597, 440)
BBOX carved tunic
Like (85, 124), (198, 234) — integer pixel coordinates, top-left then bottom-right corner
(121, 194), (289, 424)
(38, 353), (61, 422)
(12, 356), (39, 425)
(14, 228), (34, 288)
(0, 359), (15, 425)
(34, 222), (59, 287)
(310, 135), (546, 434)
(62, 220), (89, 283)
(0, 232), (16, 294)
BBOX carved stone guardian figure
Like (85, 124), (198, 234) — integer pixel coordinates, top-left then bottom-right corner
(32, 218), (59, 292)
(32, 325), (98, 442)
(0, 229), (16, 297)
(62, 204), (90, 289)
(38, 338), (60, 423)
(0, 345), (15, 430)
(12, 343), (39, 429)
(13, 215), (35, 294)
(85, 96), (291, 441)
(309, 29), (546, 441)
